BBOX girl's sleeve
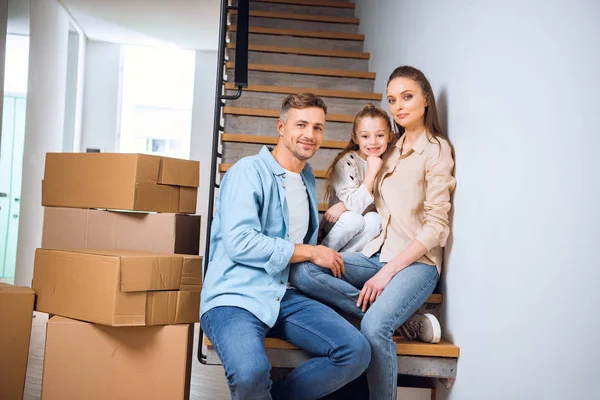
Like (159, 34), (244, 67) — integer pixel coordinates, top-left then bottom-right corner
(331, 155), (374, 214)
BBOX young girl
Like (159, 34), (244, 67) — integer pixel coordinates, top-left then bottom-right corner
(291, 66), (456, 399)
(320, 103), (393, 252)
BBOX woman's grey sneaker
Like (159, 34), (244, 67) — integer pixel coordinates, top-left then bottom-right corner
(397, 313), (441, 343)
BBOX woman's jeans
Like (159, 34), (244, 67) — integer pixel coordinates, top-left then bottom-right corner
(289, 252), (439, 400)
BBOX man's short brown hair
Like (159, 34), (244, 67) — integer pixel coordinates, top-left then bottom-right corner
(280, 93), (328, 121)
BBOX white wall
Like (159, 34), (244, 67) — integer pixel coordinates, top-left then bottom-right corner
(190, 50), (218, 255)
(80, 40), (121, 152)
(354, 1), (600, 399)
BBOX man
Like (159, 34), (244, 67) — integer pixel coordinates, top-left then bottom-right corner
(200, 93), (371, 400)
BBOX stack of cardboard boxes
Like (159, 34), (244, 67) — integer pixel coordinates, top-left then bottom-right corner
(32, 153), (203, 400)
(0, 282), (35, 399)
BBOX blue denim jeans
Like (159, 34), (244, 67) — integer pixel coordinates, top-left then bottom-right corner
(289, 252), (439, 400)
(201, 289), (371, 400)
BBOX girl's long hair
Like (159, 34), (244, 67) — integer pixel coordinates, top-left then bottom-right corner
(324, 103), (392, 202)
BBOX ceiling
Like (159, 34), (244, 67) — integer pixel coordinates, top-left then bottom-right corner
(7, 0), (221, 51)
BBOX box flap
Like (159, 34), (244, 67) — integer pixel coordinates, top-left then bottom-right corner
(158, 157), (199, 188)
(134, 181), (180, 213)
(180, 256), (203, 291)
(0, 282), (35, 295)
(174, 291), (200, 324)
(145, 291), (178, 325)
(120, 254), (183, 293)
(135, 154), (161, 183)
(178, 187), (197, 214)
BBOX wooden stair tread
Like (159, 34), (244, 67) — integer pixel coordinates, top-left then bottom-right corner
(229, 26), (364, 41)
(226, 62), (375, 79)
(231, 10), (359, 24)
(225, 83), (381, 101)
(250, 0), (355, 9)
(205, 335), (458, 358)
(222, 133), (348, 149)
(228, 43), (369, 59)
(223, 106), (355, 123)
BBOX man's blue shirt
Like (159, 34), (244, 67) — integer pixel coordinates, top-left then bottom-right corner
(200, 147), (319, 327)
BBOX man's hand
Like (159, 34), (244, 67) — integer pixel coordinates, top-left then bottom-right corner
(324, 202), (347, 223)
(357, 266), (395, 312)
(310, 245), (344, 278)
(366, 156), (384, 176)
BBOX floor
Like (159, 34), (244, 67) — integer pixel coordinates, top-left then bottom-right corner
(23, 312), (231, 400)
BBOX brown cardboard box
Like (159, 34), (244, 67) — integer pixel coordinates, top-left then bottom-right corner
(0, 283), (35, 400)
(32, 249), (202, 326)
(42, 316), (193, 400)
(42, 207), (201, 255)
(41, 153), (199, 213)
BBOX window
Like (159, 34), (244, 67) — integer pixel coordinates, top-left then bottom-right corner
(119, 45), (195, 159)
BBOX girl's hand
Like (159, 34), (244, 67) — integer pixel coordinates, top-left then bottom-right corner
(357, 266), (395, 312)
(366, 156), (384, 176)
(324, 202), (347, 223)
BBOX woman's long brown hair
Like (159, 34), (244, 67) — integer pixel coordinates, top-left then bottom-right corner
(324, 103), (392, 202)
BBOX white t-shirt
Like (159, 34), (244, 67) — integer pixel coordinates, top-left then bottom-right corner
(283, 170), (309, 244)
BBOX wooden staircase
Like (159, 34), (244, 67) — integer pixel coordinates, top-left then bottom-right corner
(209, 0), (459, 386)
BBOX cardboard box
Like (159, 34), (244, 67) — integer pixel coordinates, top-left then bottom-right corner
(41, 153), (199, 213)
(42, 207), (201, 255)
(0, 283), (35, 400)
(42, 316), (193, 400)
(32, 249), (202, 326)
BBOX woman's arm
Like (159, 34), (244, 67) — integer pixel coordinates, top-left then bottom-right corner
(357, 140), (456, 310)
(356, 240), (427, 311)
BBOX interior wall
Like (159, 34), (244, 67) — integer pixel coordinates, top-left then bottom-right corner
(353, 0), (600, 399)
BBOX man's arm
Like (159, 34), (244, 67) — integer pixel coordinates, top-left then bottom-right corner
(290, 244), (344, 278)
(219, 163), (295, 277)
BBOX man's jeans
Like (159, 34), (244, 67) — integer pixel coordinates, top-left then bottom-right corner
(289, 252), (439, 400)
(201, 289), (371, 400)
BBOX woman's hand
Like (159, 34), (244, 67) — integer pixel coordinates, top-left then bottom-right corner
(357, 266), (396, 312)
(324, 202), (347, 223)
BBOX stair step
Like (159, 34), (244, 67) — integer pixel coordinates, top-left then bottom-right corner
(246, 0), (355, 9)
(227, 43), (369, 59)
(229, 26), (363, 41)
(227, 68), (374, 92)
(205, 336), (458, 358)
(224, 106), (354, 122)
(222, 133), (348, 149)
(224, 114), (352, 140)
(229, 30), (363, 52)
(231, 13), (358, 34)
(225, 90), (376, 116)
(228, 48), (369, 71)
(231, 10), (359, 24)
(234, 0), (356, 18)
(225, 83), (380, 101)
(226, 62), (374, 79)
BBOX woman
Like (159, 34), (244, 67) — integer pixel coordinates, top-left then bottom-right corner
(289, 66), (456, 399)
